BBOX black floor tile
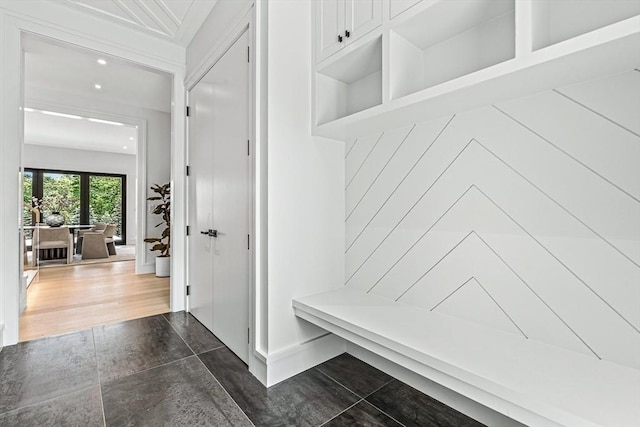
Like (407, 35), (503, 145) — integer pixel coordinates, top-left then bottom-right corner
(0, 386), (104, 426)
(93, 315), (193, 383)
(323, 401), (402, 426)
(316, 353), (393, 398)
(0, 330), (98, 414)
(366, 380), (486, 427)
(101, 355), (251, 426)
(163, 311), (224, 354)
(199, 347), (360, 426)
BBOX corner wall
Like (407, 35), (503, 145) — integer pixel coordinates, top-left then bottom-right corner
(264, 0), (345, 359)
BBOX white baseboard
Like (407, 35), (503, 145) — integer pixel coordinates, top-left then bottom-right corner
(249, 350), (268, 386)
(346, 343), (526, 427)
(136, 263), (155, 275)
(0, 323), (4, 352)
(263, 333), (346, 387)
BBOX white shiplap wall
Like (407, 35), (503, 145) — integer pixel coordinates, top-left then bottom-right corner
(344, 69), (640, 369)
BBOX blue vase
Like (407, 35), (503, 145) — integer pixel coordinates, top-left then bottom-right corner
(45, 212), (65, 227)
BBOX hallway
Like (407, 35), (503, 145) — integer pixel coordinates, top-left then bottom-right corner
(0, 312), (483, 426)
(20, 261), (169, 342)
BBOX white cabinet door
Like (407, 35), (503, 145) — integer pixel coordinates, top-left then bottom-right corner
(316, 0), (346, 63)
(345, 0), (382, 44)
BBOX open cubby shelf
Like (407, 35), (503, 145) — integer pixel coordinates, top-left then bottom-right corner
(316, 36), (382, 125)
(390, 0), (515, 99)
(532, 0), (640, 51)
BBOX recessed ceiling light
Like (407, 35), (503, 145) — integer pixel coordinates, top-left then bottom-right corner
(123, 146), (128, 149)
(94, 84), (102, 90)
(87, 118), (124, 126)
(129, 137), (134, 141)
(24, 107), (35, 112)
(41, 110), (83, 119)
(97, 58), (107, 65)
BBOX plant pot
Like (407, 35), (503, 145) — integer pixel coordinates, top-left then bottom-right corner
(155, 256), (170, 277)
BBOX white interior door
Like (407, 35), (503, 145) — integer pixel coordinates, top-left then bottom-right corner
(188, 71), (215, 332)
(188, 30), (251, 364)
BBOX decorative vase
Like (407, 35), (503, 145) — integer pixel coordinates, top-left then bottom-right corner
(45, 212), (65, 227)
(155, 256), (170, 277)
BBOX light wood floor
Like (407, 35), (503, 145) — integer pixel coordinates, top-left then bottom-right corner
(20, 261), (170, 342)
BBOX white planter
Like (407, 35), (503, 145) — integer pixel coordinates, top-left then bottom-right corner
(155, 256), (171, 277)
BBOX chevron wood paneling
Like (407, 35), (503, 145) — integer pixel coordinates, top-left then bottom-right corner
(62, 0), (214, 44)
(344, 70), (640, 369)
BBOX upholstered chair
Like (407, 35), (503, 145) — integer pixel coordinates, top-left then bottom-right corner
(103, 224), (117, 255)
(32, 226), (73, 266)
(76, 222), (107, 254)
(81, 232), (110, 259)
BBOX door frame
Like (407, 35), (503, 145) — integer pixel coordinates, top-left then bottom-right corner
(0, 7), (187, 346)
(21, 99), (148, 267)
(185, 5), (259, 374)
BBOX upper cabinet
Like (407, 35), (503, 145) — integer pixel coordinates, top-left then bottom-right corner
(316, 0), (382, 63)
(312, 0), (640, 139)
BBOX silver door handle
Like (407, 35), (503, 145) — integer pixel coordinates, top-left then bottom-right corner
(200, 229), (218, 237)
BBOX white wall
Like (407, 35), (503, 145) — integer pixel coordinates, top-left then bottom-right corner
(22, 144), (137, 245)
(186, 0), (253, 79)
(345, 69), (640, 369)
(265, 0), (345, 355)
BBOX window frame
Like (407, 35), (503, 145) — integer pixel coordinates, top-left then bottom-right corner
(25, 167), (127, 245)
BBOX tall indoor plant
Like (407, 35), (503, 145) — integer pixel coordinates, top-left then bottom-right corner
(144, 183), (170, 277)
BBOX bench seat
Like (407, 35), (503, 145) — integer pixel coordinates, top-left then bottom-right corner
(293, 287), (639, 427)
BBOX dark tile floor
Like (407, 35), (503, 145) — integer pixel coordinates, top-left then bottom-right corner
(0, 312), (485, 426)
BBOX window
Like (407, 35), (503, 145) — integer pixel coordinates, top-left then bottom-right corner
(24, 168), (126, 244)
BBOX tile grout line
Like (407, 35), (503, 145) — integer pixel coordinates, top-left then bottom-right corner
(313, 367), (402, 426)
(160, 313), (198, 356)
(193, 354), (257, 427)
(104, 353), (196, 382)
(161, 313), (227, 356)
(362, 400), (406, 427)
(0, 384), (98, 419)
(92, 328), (107, 427)
(361, 379), (407, 426)
(313, 367), (365, 400)
(318, 398), (363, 426)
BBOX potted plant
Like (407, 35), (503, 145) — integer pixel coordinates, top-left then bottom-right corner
(144, 183), (171, 277)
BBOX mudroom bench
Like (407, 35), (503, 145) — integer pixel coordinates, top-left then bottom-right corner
(293, 287), (639, 427)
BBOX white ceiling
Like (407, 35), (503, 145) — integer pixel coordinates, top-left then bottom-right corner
(24, 35), (172, 113)
(62, 0), (218, 46)
(24, 108), (138, 155)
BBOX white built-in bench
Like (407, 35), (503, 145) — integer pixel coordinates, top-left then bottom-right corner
(293, 287), (640, 427)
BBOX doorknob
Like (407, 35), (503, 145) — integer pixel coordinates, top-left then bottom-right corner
(200, 229), (218, 237)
